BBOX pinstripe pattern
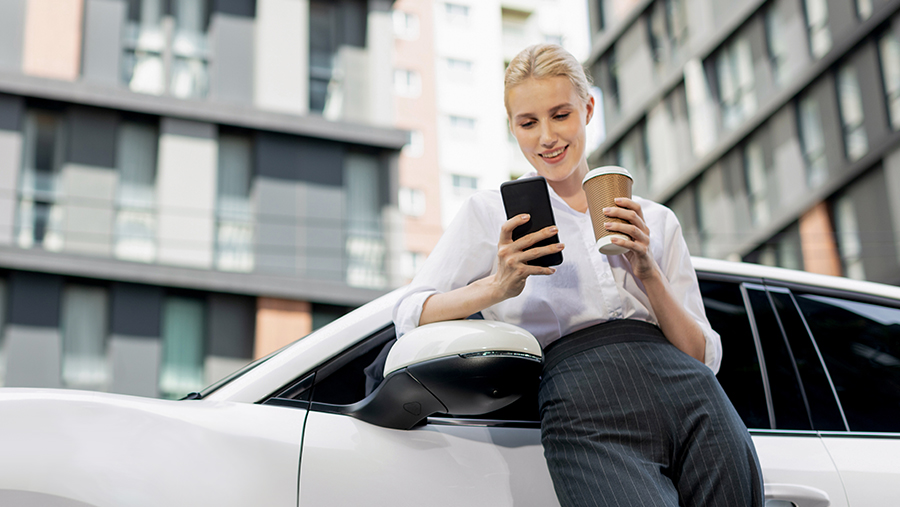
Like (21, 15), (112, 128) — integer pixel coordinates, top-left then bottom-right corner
(539, 321), (763, 507)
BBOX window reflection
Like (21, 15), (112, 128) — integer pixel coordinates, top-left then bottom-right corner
(16, 111), (65, 251)
(837, 64), (868, 162)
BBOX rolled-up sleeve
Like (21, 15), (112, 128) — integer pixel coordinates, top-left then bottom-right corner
(659, 207), (722, 373)
(393, 192), (501, 338)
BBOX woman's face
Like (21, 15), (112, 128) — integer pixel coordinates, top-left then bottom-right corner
(507, 76), (594, 187)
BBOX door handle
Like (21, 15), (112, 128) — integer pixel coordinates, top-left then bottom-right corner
(764, 483), (830, 507)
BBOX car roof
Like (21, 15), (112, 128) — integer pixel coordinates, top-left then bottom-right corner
(692, 257), (900, 300)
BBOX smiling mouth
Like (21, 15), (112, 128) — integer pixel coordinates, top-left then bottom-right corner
(539, 146), (567, 159)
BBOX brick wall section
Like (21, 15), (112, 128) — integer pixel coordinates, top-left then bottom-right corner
(799, 202), (843, 277)
(254, 297), (312, 359)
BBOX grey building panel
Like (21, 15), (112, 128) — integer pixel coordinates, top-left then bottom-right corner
(810, 75), (846, 182)
(213, 0), (256, 17)
(0, 131), (22, 246)
(59, 164), (117, 256)
(8, 272), (62, 328)
(110, 282), (164, 338)
(253, 178), (299, 274)
(207, 293), (254, 359)
(109, 335), (161, 397)
(210, 14), (255, 105)
(304, 184), (345, 282)
(747, 17), (775, 107)
(3, 325), (62, 388)
(67, 106), (119, 168)
(0, 0), (25, 72)
(883, 145), (900, 267)
(160, 117), (217, 139)
(826, 0), (860, 44)
(770, 105), (808, 209)
(82, 0), (126, 86)
(849, 167), (900, 283)
(0, 93), (24, 132)
(256, 132), (345, 186)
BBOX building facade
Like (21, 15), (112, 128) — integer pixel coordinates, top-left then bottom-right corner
(0, 0), (407, 398)
(587, 0), (900, 286)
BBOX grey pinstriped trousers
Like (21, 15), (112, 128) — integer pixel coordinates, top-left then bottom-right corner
(539, 320), (764, 507)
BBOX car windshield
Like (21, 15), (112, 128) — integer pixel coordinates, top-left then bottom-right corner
(195, 340), (297, 399)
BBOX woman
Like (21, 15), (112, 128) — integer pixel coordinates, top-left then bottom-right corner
(393, 44), (763, 507)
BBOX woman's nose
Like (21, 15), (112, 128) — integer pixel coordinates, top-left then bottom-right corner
(540, 123), (556, 147)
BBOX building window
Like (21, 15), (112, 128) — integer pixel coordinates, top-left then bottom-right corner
(451, 174), (478, 194)
(716, 35), (756, 131)
(393, 69), (422, 97)
(114, 119), (159, 262)
(605, 48), (620, 114)
(61, 285), (109, 389)
(402, 129), (425, 158)
(545, 34), (563, 46)
(345, 153), (387, 289)
(399, 187), (426, 217)
(160, 295), (206, 399)
(445, 3), (470, 26)
(393, 10), (419, 40)
(879, 30), (900, 131)
(856, 0), (873, 20)
(401, 251), (427, 280)
(448, 115), (476, 137)
(309, 0), (368, 114)
(765, 3), (790, 86)
(122, 0), (211, 99)
(446, 58), (473, 82)
(837, 64), (868, 162)
(16, 110), (65, 251)
(664, 0), (689, 58)
(833, 194), (865, 280)
(798, 95), (828, 188)
(743, 141), (770, 226)
(804, 0), (832, 59)
(216, 133), (254, 273)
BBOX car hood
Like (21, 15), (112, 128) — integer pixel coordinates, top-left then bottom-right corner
(0, 388), (305, 507)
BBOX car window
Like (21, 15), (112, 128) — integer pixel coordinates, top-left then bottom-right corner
(309, 326), (395, 405)
(745, 285), (813, 430)
(700, 280), (770, 429)
(767, 289), (846, 431)
(794, 293), (900, 432)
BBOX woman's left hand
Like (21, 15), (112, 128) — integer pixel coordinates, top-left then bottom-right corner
(602, 197), (658, 281)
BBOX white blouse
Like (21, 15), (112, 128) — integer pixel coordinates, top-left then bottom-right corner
(392, 174), (722, 373)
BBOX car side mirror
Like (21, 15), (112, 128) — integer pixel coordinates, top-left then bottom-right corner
(342, 320), (542, 430)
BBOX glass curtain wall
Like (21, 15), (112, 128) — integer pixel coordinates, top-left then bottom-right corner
(345, 153), (386, 289)
(879, 30), (900, 131)
(798, 95), (828, 188)
(837, 64), (868, 162)
(114, 120), (159, 262)
(716, 35), (756, 132)
(61, 285), (110, 389)
(0, 279), (6, 387)
(215, 133), (254, 272)
(17, 110), (65, 251)
(804, 0), (832, 59)
(123, 0), (210, 98)
(160, 296), (205, 399)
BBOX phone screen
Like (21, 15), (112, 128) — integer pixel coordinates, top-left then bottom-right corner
(500, 176), (563, 267)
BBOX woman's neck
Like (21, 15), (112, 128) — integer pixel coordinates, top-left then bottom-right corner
(547, 164), (589, 213)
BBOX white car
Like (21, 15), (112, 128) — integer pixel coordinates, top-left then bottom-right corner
(1, 258), (898, 507)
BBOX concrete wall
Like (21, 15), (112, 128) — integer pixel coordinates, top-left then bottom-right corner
(0, 0), (26, 72)
(82, 0), (126, 86)
(2, 272), (63, 388)
(156, 118), (217, 268)
(205, 293), (254, 385)
(21, 0), (84, 81)
(255, 0), (308, 114)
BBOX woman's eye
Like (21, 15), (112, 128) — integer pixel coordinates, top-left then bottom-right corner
(555, 113), (570, 120)
(520, 121), (535, 128)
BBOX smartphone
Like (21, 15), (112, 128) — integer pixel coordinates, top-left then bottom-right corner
(500, 176), (563, 267)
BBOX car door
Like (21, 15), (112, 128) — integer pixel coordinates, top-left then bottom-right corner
(700, 277), (848, 507)
(265, 326), (559, 507)
(787, 289), (900, 505)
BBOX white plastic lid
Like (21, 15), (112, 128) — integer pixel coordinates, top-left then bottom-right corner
(582, 165), (633, 186)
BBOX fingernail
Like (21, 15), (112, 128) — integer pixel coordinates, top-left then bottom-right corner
(549, 268), (556, 274)
(549, 226), (558, 233)
(521, 214), (530, 220)
(604, 223), (612, 228)
(602, 207), (611, 213)
(558, 243), (565, 250)
(614, 197), (623, 203)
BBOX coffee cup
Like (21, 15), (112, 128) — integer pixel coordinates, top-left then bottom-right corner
(582, 166), (634, 255)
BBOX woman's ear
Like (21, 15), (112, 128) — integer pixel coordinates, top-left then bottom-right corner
(585, 95), (595, 125)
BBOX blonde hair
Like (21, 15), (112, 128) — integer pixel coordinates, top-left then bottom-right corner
(504, 43), (593, 116)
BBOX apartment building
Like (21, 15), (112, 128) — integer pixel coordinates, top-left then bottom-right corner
(0, 0), (407, 398)
(587, 0), (900, 285)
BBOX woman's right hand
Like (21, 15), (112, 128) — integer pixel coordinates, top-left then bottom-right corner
(490, 214), (564, 301)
